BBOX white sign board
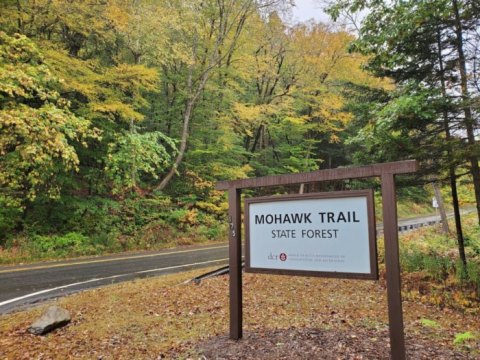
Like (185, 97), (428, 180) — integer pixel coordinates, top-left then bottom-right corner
(245, 190), (377, 279)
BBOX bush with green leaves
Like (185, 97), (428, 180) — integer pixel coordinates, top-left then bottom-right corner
(32, 232), (97, 257)
(400, 218), (480, 294)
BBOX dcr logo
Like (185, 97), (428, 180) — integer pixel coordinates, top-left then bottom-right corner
(267, 252), (288, 261)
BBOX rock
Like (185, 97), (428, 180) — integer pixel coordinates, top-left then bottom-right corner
(28, 305), (71, 335)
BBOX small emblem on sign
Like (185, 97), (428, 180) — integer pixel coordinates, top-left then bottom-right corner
(279, 253), (287, 261)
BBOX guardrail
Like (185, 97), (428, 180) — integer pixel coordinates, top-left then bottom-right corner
(375, 218), (443, 234)
(397, 219), (442, 233)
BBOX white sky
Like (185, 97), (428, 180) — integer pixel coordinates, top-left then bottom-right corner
(290, 0), (330, 24)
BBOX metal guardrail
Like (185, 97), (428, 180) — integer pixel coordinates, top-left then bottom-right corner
(190, 264), (232, 283)
(397, 219), (442, 233)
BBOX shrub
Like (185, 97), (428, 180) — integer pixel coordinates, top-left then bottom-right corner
(32, 232), (98, 257)
(466, 261), (480, 296)
(0, 199), (22, 245)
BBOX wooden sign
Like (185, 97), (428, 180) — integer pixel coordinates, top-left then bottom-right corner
(216, 160), (418, 360)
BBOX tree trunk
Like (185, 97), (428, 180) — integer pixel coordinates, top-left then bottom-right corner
(155, 97), (195, 191)
(155, 67), (209, 191)
(130, 119), (137, 189)
(452, 0), (480, 225)
(436, 24), (467, 266)
(250, 124), (264, 154)
(432, 182), (449, 234)
(16, 0), (23, 32)
(450, 167), (467, 267)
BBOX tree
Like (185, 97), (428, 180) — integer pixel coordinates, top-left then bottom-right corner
(154, 0), (286, 190)
(105, 131), (177, 194)
(0, 0), (116, 58)
(289, 21), (387, 171)
(450, 0), (480, 226)
(228, 17), (380, 179)
(326, 0), (480, 265)
(0, 32), (96, 207)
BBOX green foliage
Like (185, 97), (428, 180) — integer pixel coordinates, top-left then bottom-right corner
(453, 331), (476, 346)
(0, 0), (478, 284)
(326, 0), (480, 224)
(0, 0), (117, 57)
(402, 250), (454, 282)
(420, 318), (440, 328)
(346, 84), (449, 177)
(105, 131), (177, 194)
(0, 32), (97, 208)
(22, 231), (123, 260)
(0, 196), (22, 244)
(400, 215), (480, 299)
(33, 232), (93, 256)
(465, 260), (480, 295)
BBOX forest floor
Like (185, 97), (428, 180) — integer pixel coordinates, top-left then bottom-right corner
(0, 266), (478, 359)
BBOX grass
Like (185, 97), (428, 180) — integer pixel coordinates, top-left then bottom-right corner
(0, 266), (479, 359)
(454, 332), (477, 346)
(395, 214), (480, 313)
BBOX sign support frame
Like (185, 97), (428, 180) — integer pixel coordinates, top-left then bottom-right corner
(216, 160), (418, 360)
(228, 187), (242, 340)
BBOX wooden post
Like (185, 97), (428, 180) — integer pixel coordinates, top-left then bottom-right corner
(228, 187), (242, 340)
(381, 173), (406, 360)
(217, 161), (417, 353)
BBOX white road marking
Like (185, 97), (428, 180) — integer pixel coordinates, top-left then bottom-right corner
(0, 258), (228, 308)
(0, 245), (228, 274)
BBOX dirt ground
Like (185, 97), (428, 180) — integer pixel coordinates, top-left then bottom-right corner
(0, 269), (478, 359)
(186, 327), (472, 359)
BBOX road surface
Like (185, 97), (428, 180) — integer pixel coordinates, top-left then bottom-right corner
(0, 244), (228, 314)
(0, 209), (470, 314)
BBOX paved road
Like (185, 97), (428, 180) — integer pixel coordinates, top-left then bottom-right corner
(0, 244), (228, 314)
(1, 209), (472, 314)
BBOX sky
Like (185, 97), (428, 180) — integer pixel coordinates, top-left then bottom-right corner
(289, 0), (330, 24)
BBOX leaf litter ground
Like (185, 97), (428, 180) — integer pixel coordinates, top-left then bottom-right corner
(0, 268), (478, 359)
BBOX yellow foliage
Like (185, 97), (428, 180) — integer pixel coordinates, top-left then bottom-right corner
(180, 209), (198, 226)
(44, 49), (157, 123)
(91, 101), (144, 122)
(185, 170), (214, 191)
(196, 200), (228, 216)
(233, 103), (264, 122)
